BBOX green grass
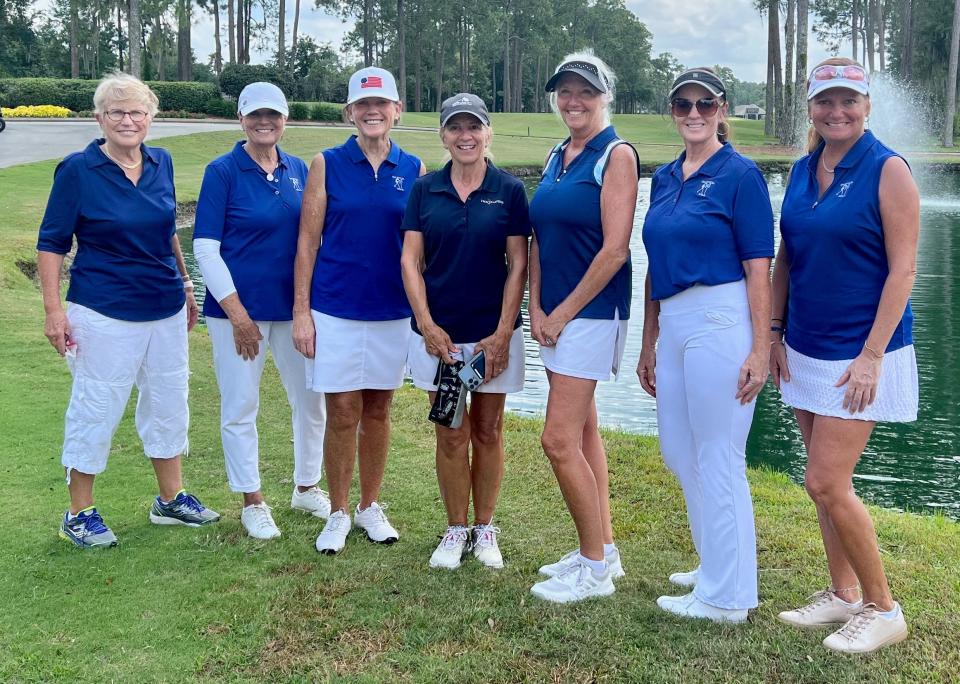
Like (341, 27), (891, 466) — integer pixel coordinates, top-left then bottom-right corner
(2, 137), (959, 682)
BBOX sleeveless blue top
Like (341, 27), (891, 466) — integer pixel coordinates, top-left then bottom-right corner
(779, 130), (913, 360)
(529, 125), (633, 320)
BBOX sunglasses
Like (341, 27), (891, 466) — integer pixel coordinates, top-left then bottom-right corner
(670, 97), (721, 117)
(810, 65), (868, 82)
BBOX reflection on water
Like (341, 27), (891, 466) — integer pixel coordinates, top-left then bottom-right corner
(180, 171), (960, 518)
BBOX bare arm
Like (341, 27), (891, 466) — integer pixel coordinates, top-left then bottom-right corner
(292, 153), (327, 359)
(528, 234), (546, 345)
(836, 156), (919, 413)
(172, 233), (199, 332)
(400, 230), (458, 364)
(540, 145), (638, 343)
(636, 272), (660, 397)
(38, 251), (70, 355)
(769, 241), (791, 387)
(475, 234), (528, 378)
(736, 257), (772, 404)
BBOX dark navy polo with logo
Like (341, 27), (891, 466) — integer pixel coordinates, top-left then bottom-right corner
(36, 139), (185, 322)
(401, 161), (531, 342)
(311, 135), (421, 320)
(529, 125), (633, 320)
(642, 142), (774, 302)
(780, 129), (913, 360)
(194, 141), (309, 321)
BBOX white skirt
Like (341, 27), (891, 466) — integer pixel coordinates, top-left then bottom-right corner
(407, 326), (525, 394)
(306, 311), (411, 392)
(780, 342), (918, 422)
(539, 313), (628, 382)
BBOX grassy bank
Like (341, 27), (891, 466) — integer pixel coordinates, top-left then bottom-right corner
(2, 136), (959, 682)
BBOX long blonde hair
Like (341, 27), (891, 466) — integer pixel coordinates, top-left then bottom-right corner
(806, 57), (868, 153)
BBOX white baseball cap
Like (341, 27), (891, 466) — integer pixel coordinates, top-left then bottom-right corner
(237, 82), (289, 116)
(347, 67), (400, 105)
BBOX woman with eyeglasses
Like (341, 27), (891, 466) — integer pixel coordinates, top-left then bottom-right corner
(770, 58), (918, 654)
(527, 50), (640, 603)
(638, 67), (773, 623)
(193, 82), (328, 540)
(37, 72), (219, 549)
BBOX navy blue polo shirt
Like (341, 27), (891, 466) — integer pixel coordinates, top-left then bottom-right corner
(642, 143), (774, 301)
(780, 130), (913, 360)
(402, 161), (531, 342)
(36, 139), (184, 322)
(193, 141), (309, 321)
(311, 135), (421, 320)
(529, 125), (633, 320)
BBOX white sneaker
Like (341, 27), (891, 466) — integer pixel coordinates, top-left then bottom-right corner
(291, 486), (331, 519)
(353, 502), (399, 544)
(471, 523), (504, 569)
(241, 503), (281, 540)
(669, 565), (700, 588)
(315, 510), (351, 554)
(429, 525), (470, 569)
(778, 589), (863, 628)
(539, 547), (624, 580)
(822, 603), (909, 654)
(530, 560), (615, 604)
(656, 592), (748, 624)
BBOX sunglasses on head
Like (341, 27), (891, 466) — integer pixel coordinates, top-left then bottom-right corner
(810, 65), (868, 82)
(670, 97), (721, 117)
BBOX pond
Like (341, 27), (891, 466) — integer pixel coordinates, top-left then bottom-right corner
(179, 170), (960, 519)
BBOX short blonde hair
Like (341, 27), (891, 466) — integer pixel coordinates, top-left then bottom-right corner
(93, 72), (159, 116)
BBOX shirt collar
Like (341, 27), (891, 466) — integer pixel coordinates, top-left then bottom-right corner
(671, 142), (735, 180)
(85, 138), (160, 168)
(231, 140), (290, 172)
(429, 160), (502, 196)
(345, 134), (400, 167)
(808, 129), (877, 174)
(556, 125), (618, 155)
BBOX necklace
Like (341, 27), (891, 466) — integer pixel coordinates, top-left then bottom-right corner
(102, 146), (142, 169)
(821, 154), (837, 174)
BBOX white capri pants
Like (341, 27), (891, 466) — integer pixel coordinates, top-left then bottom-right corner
(655, 280), (758, 610)
(207, 317), (325, 493)
(61, 303), (189, 482)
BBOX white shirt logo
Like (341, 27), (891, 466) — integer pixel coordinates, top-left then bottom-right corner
(837, 181), (854, 198)
(480, 198), (504, 205)
(393, 175), (404, 191)
(291, 177), (303, 192)
(697, 180), (715, 197)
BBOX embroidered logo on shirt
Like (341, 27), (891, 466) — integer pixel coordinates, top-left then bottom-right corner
(480, 199), (504, 205)
(291, 177), (303, 192)
(393, 175), (405, 191)
(696, 180), (715, 197)
(837, 181), (854, 198)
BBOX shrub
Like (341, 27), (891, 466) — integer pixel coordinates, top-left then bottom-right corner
(0, 77), (219, 114)
(309, 102), (342, 122)
(205, 97), (237, 118)
(219, 64), (294, 99)
(288, 102), (310, 120)
(1, 104), (72, 117)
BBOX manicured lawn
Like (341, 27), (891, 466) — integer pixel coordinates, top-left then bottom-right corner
(1, 138), (958, 682)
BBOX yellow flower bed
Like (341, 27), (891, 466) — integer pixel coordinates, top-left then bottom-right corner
(1, 105), (73, 118)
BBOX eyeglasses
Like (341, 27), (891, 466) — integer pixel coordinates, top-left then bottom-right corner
(670, 97), (721, 117)
(105, 109), (148, 122)
(810, 65), (868, 83)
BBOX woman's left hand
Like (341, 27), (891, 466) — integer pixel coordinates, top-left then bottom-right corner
(474, 330), (511, 379)
(185, 290), (199, 332)
(835, 352), (883, 414)
(736, 349), (769, 405)
(540, 310), (570, 348)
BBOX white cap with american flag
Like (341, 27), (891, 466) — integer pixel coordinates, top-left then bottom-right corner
(347, 67), (400, 105)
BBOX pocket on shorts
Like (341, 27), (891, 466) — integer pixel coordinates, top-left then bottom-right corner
(68, 375), (110, 426)
(704, 307), (741, 328)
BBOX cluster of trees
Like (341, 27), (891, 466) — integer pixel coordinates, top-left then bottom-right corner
(1, 0), (774, 114)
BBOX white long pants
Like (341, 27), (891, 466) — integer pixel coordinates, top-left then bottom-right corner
(207, 317), (325, 493)
(655, 280), (758, 610)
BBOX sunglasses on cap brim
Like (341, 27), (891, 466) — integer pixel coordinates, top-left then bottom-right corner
(810, 65), (868, 83)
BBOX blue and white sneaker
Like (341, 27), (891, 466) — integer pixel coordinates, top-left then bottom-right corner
(149, 490), (221, 527)
(59, 507), (118, 548)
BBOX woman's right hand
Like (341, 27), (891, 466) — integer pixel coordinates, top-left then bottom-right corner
(422, 322), (459, 365)
(528, 306), (547, 346)
(770, 340), (790, 388)
(231, 315), (263, 360)
(44, 309), (72, 356)
(636, 344), (657, 397)
(292, 310), (316, 359)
